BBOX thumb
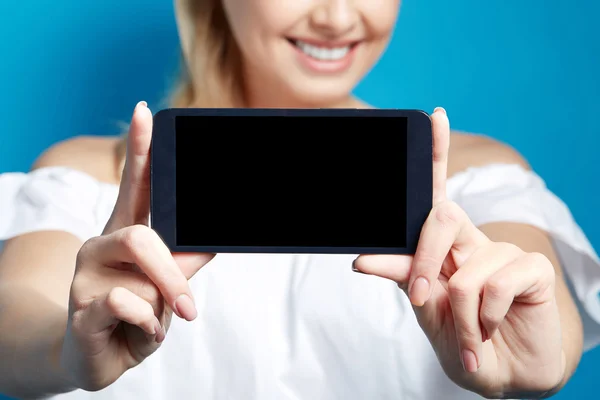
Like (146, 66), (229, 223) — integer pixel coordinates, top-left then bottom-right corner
(104, 101), (153, 234)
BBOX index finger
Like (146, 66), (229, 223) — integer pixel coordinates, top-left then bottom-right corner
(431, 107), (450, 206)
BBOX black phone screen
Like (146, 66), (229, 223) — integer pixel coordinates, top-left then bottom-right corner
(175, 115), (408, 249)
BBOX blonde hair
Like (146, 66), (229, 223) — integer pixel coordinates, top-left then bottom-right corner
(116, 0), (242, 174)
(172, 0), (243, 108)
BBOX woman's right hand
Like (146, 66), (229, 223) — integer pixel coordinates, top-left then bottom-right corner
(59, 102), (214, 391)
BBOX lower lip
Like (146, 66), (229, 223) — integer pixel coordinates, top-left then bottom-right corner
(290, 41), (359, 74)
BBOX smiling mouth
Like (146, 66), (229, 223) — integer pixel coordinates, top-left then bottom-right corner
(287, 38), (360, 61)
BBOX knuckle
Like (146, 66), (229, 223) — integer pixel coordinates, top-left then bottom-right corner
(494, 241), (522, 257)
(479, 307), (502, 328)
(528, 252), (556, 285)
(447, 276), (474, 301)
(76, 237), (98, 266)
(413, 251), (441, 272)
(433, 200), (463, 228)
(528, 251), (551, 268)
(457, 327), (479, 343)
(484, 276), (511, 301)
(105, 287), (128, 314)
(120, 225), (153, 252)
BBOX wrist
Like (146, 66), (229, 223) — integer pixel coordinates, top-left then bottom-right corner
(5, 303), (79, 399)
(54, 331), (79, 393)
(540, 349), (569, 398)
(492, 350), (568, 399)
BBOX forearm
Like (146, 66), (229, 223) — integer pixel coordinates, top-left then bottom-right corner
(0, 285), (76, 399)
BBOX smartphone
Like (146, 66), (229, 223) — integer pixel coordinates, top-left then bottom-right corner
(150, 108), (432, 254)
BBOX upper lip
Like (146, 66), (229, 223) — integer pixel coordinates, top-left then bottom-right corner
(288, 37), (361, 48)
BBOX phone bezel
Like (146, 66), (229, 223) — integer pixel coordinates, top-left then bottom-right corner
(150, 108), (432, 254)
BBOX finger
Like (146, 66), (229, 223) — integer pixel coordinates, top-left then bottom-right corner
(431, 107), (450, 206)
(173, 252), (216, 279)
(446, 242), (522, 372)
(480, 251), (555, 342)
(352, 254), (412, 284)
(104, 101), (153, 234)
(79, 287), (165, 343)
(77, 241), (164, 312)
(408, 200), (488, 307)
(88, 226), (198, 321)
(86, 267), (165, 315)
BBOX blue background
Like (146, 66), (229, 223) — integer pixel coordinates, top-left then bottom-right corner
(0, 0), (598, 398)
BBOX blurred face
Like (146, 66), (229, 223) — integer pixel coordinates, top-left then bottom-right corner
(221, 0), (400, 107)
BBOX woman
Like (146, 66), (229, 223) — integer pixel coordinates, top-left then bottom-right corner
(0, 0), (599, 399)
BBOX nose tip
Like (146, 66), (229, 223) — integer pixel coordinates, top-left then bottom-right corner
(312, 0), (358, 35)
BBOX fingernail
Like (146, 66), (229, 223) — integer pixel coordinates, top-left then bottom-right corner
(482, 326), (489, 342)
(351, 259), (367, 274)
(409, 277), (430, 306)
(156, 328), (166, 344)
(461, 349), (479, 373)
(433, 107), (446, 115)
(155, 325), (166, 344)
(174, 294), (197, 321)
(136, 101), (148, 109)
(153, 318), (165, 343)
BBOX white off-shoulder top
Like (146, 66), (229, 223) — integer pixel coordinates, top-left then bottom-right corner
(0, 164), (598, 400)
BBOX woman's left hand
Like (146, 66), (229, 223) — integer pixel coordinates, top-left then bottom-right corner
(353, 108), (565, 398)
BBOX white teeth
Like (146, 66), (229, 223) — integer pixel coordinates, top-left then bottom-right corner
(294, 40), (350, 61)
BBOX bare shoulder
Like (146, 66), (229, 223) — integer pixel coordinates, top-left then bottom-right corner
(32, 135), (122, 185)
(448, 131), (530, 178)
